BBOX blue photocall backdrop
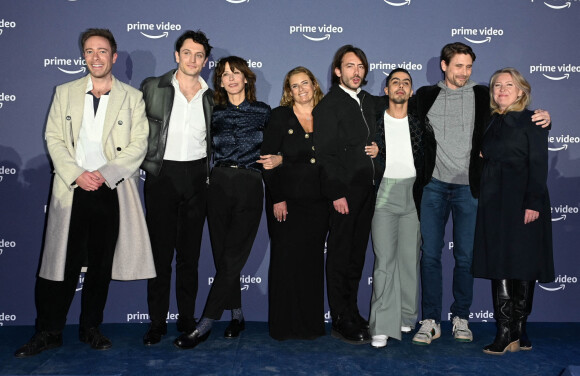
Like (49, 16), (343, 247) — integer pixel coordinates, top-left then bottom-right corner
(0, 0), (579, 327)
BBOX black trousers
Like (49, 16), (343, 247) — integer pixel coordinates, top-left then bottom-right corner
(36, 185), (119, 332)
(144, 159), (207, 332)
(203, 167), (263, 320)
(326, 185), (375, 321)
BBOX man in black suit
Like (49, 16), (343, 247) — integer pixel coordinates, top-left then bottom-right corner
(313, 45), (380, 345)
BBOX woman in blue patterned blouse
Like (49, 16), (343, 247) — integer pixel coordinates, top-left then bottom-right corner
(175, 56), (271, 349)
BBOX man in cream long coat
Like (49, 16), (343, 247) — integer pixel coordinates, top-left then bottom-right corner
(15, 28), (155, 358)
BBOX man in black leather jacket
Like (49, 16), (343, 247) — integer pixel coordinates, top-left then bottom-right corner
(140, 30), (214, 346)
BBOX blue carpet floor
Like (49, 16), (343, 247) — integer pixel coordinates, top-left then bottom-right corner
(1, 322), (579, 375)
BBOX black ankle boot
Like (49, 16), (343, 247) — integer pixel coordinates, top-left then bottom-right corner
(483, 279), (520, 355)
(513, 280), (535, 350)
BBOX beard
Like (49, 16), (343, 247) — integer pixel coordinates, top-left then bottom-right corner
(390, 95), (408, 105)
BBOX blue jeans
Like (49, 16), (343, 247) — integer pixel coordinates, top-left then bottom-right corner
(420, 178), (478, 322)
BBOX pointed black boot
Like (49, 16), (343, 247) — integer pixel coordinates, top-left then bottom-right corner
(483, 279), (520, 355)
(513, 280), (535, 350)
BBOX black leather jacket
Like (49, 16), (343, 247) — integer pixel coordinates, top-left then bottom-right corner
(140, 69), (214, 178)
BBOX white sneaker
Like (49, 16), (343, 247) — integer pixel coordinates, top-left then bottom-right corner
(401, 326), (412, 333)
(412, 319), (441, 345)
(452, 316), (473, 342)
(371, 335), (388, 348)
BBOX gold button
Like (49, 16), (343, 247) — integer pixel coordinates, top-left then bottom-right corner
(310, 158), (315, 164)
(312, 146), (315, 151)
(304, 134), (310, 139)
(288, 129), (294, 134)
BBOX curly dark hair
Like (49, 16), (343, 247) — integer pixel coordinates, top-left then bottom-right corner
(175, 30), (212, 57)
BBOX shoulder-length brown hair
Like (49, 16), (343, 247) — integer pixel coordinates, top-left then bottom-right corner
(490, 67), (531, 114)
(280, 66), (323, 107)
(213, 56), (257, 106)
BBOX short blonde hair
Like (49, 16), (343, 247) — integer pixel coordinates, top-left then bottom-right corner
(489, 67), (531, 114)
(280, 66), (323, 107)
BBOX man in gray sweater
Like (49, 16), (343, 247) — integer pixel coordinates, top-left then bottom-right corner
(412, 42), (550, 345)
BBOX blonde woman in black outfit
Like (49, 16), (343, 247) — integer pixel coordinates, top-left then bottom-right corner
(261, 67), (329, 340)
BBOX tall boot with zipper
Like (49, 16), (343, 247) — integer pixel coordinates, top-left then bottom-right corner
(513, 280), (535, 350)
(483, 279), (520, 355)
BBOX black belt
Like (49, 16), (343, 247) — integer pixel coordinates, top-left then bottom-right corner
(163, 158), (206, 166)
(215, 162), (248, 169)
(214, 161), (261, 173)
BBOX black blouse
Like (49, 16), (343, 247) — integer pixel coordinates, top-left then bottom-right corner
(261, 106), (323, 203)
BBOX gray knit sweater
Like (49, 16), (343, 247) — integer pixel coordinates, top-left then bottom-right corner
(427, 80), (476, 185)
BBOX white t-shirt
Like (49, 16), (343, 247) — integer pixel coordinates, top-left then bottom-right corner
(383, 112), (415, 179)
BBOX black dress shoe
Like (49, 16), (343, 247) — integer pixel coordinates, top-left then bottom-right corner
(224, 319), (245, 338)
(174, 329), (210, 349)
(143, 325), (167, 345)
(14, 331), (62, 358)
(331, 317), (371, 345)
(354, 313), (370, 329)
(79, 327), (112, 350)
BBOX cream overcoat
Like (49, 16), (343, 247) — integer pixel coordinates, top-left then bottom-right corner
(39, 75), (156, 281)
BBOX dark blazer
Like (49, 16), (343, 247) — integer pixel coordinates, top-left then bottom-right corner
(140, 69), (214, 177)
(413, 84), (490, 198)
(313, 84), (380, 201)
(374, 105), (425, 219)
(261, 106), (322, 204)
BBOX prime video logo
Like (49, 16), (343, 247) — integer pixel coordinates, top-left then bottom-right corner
(451, 26), (504, 44)
(0, 239), (16, 256)
(289, 24), (343, 42)
(530, 64), (579, 80)
(208, 275), (262, 291)
(0, 19), (16, 36)
(126, 311), (179, 323)
(383, 0), (411, 6)
(538, 275), (578, 291)
(44, 57), (86, 74)
(0, 93), (16, 110)
(208, 59), (262, 70)
(551, 204), (578, 222)
(368, 61), (423, 75)
(0, 165), (17, 183)
(126, 22), (182, 39)
(532, 0), (574, 10)
(548, 134), (579, 151)
(0, 313), (17, 326)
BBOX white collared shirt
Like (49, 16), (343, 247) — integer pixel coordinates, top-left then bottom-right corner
(339, 84), (361, 105)
(76, 77), (109, 172)
(163, 73), (208, 161)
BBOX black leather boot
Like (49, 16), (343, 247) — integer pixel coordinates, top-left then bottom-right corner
(513, 280), (535, 350)
(483, 279), (520, 355)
